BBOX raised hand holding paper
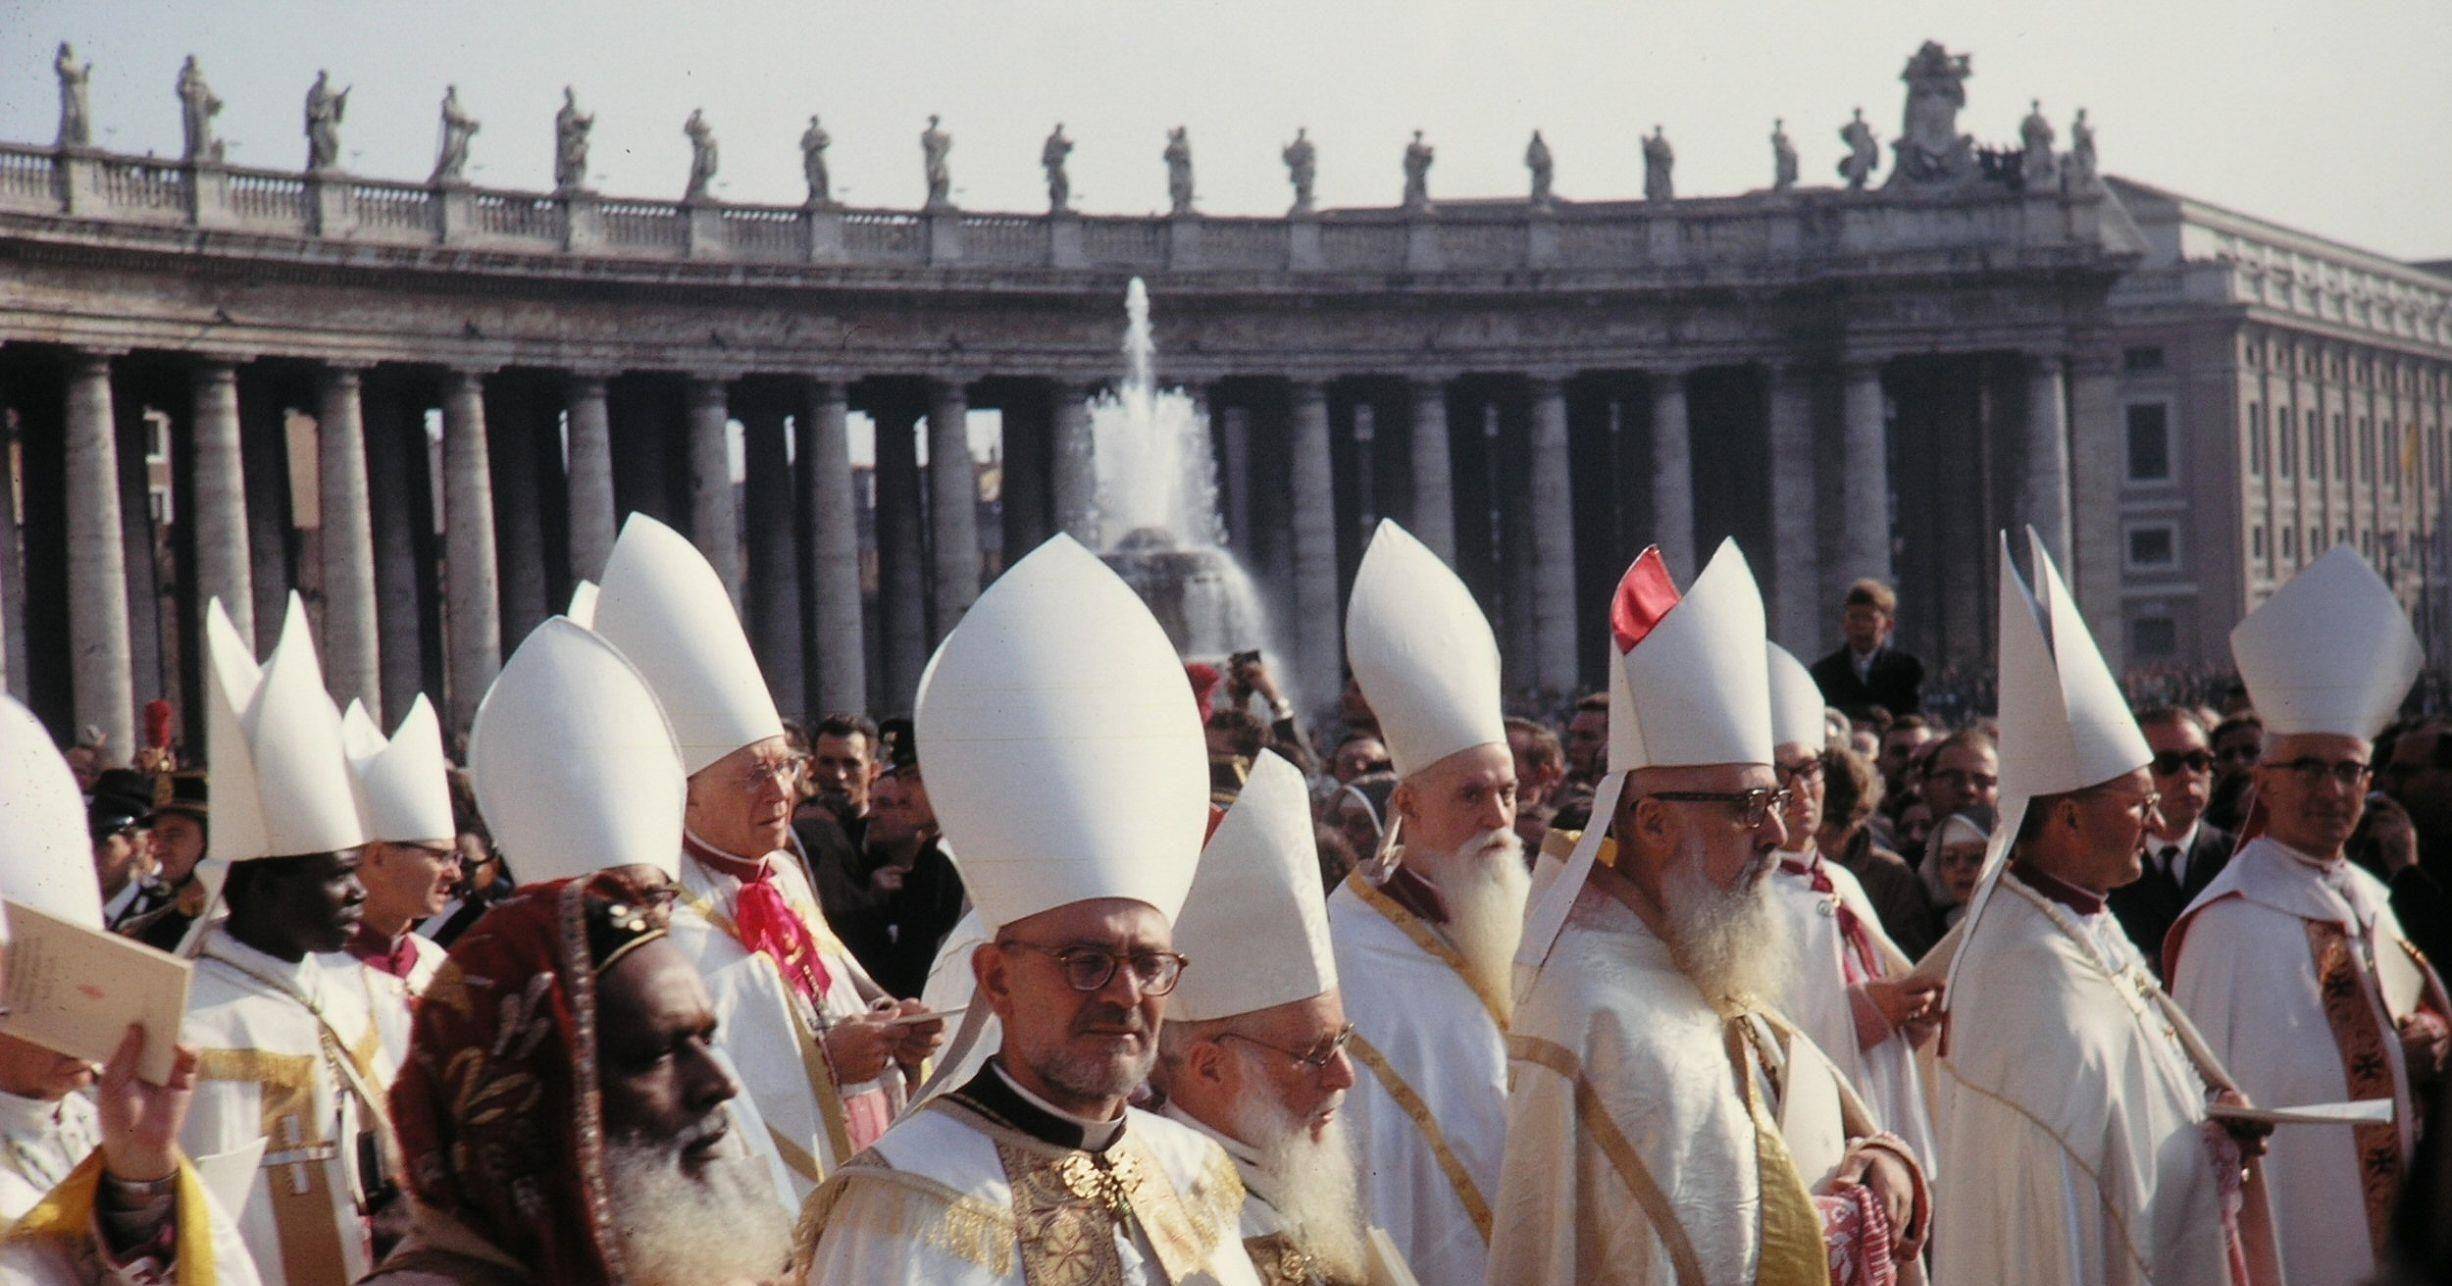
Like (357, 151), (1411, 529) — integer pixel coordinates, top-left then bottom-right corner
(1, 902), (195, 1085)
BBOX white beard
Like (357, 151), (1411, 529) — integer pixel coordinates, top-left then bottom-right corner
(1658, 832), (1790, 1005)
(1412, 827), (1529, 1021)
(604, 1109), (792, 1286)
(1230, 1076), (1370, 1285)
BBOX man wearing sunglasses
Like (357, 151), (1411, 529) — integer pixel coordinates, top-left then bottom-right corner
(2170, 547), (2452, 1286)
(798, 538), (1258, 1286)
(2107, 707), (2234, 977)
(1155, 753), (1378, 1285)
(1498, 542), (1925, 1286)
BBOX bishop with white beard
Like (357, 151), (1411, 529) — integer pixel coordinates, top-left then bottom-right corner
(1153, 752), (1384, 1285)
(1494, 542), (1928, 1286)
(2168, 546), (2451, 1286)
(1329, 521), (1520, 1286)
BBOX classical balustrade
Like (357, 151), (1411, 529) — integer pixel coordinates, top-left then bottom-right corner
(0, 137), (2142, 285)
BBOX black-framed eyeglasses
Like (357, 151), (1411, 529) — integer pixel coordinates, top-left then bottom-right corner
(2270, 757), (2372, 788)
(1000, 941), (1189, 995)
(2150, 750), (2215, 776)
(1776, 759), (1825, 787)
(1218, 1023), (1356, 1073)
(1649, 787), (1794, 829)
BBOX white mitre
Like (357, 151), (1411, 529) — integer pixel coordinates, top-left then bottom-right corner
(1994, 528), (2149, 803)
(0, 695), (105, 934)
(1345, 519), (1507, 781)
(1940, 529), (2151, 999)
(470, 616), (686, 886)
(1766, 641), (1826, 751)
(1168, 752), (1337, 1023)
(341, 694), (456, 846)
(590, 514), (783, 775)
(202, 594), (370, 862)
(916, 535), (1210, 929)
(566, 579), (599, 627)
(1518, 539), (1771, 973)
(2231, 544), (2421, 739)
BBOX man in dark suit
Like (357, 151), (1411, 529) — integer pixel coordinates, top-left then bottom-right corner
(2110, 706), (2233, 976)
(1809, 578), (1925, 719)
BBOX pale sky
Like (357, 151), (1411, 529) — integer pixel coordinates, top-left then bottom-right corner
(3, 0), (2447, 261)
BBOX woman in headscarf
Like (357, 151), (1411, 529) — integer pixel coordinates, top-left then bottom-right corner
(1920, 807), (1996, 931)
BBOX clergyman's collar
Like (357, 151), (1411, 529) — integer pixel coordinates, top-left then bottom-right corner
(949, 1060), (1128, 1153)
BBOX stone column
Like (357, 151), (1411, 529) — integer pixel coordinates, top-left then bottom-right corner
(874, 402), (928, 708)
(2025, 353), (2074, 569)
(188, 360), (254, 648)
(742, 403), (804, 720)
(442, 370), (501, 733)
(1000, 398), (1049, 560)
(1649, 369), (1697, 580)
(2067, 355), (2125, 667)
(65, 351), (134, 759)
(1408, 375), (1456, 563)
(1767, 362), (1819, 650)
(1288, 379), (1340, 709)
(564, 373), (618, 582)
(687, 375), (741, 604)
(316, 364), (382, 717)
(1050, 380), (1098, 544)
(799, 379), (866, 714)
(926, 378), (980, 639)
(489, 392), (550, 650)
(1838, 361), (1894, 589)
(1527, 375), (1579, 697)
(1220, 404), (1254, 556)
(365, 379), (428, 732)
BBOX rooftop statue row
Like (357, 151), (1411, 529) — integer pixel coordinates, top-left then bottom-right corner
(38, 39), (2101, 215)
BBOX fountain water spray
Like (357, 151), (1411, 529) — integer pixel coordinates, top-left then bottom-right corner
(1088, 278), (1295, 707)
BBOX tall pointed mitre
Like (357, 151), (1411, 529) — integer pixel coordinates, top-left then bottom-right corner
(1766, 642), (1826, 751)
(1995, 527), (2150, 801)
(2232, 544), (2421, 739)
(202, 594), (369, 862)
(1167, 751), (1337, 1022)
(1939, 529), (2149, 998)
(1519, 539), (1772, 973)
(341, 695), (456, 845)
(589, 514), (782, 775)
(916, 535), (1210, 929)
(469, 616), (686, 887)
(565, 579), (599, 628)
(1345, 519), (1507, 781)
(0, 696), (104, 933)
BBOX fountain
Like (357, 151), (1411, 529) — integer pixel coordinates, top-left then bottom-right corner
(1090, 279), (1290, 701)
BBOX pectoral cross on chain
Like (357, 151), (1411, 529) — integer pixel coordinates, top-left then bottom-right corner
(262, 1115), (337, 1196)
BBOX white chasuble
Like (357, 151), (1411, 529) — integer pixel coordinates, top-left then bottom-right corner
(178, 937), (383, 1286)
(794, 1080), (1259, 1285)
(1489, 884), (1850, 1286)
(0, 1093), (100, 1226)
(2168, 837), (2449, 1286)
(1763, 855), (1937, 1171)
(671, 846), (894, 1205)
(0, 1150), (263, 1286)
(1323, 870), (1507, 1286)
(1936, 874), (2257, 1286)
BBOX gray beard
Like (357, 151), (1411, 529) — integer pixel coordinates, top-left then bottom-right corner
(1658, 833), (1790, 1005)
(1230, 1077), (1370, 1285)
(1411, 827), (1530, 1021)
(604, 1110), (791, 1286)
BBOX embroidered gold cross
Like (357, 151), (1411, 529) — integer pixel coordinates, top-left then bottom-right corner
(1056, 1151), (1143, 1216)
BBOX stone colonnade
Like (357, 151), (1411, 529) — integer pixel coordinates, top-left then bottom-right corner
(0, 343), (2100, 755)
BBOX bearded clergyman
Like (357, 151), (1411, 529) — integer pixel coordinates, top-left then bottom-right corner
(1329, 520), (1520, 1286)
(793, 536), (1257, 1285)
(1153, 751), (1390, 1285)
(361, 614), (791, 1284)
(1493, 542), (1928, 1285)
